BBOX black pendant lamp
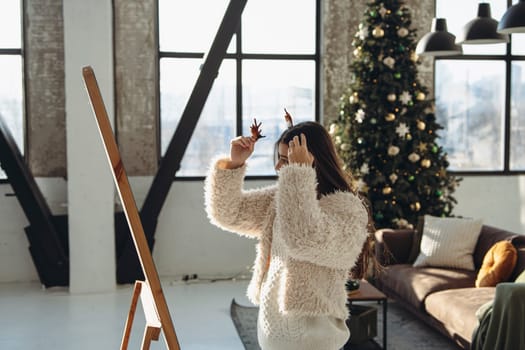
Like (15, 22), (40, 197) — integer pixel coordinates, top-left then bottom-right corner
(497, 0), (525, 34)
(457, 3), (509, 44)
(416, 18), (463, 56)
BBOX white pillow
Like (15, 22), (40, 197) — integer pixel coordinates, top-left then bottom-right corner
(413, 215), (483, 270)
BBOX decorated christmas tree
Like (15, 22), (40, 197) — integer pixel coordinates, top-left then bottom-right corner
(329, 0), (460, 229)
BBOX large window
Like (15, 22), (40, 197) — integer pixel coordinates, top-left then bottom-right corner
(159, 0), (320, 177)
(0, 0), (24, 180)
(434, 0), (525, 173)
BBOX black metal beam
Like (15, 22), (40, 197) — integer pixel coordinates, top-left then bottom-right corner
(0, 114), (69, 287)
(116, 0), (247, 283)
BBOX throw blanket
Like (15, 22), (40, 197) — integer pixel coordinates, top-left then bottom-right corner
(471, 282), (525, 350)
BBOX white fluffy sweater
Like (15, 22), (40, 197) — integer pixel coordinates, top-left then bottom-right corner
(204, 159), (369, 321)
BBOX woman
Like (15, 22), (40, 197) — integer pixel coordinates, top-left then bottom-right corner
(204, 118), (370, 349)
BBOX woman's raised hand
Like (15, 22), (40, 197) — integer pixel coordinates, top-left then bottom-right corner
(229, 135), (255, 168)
(288, 133), (314, 166)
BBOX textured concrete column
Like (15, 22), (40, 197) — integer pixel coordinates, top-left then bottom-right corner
(24, 0), (66, 176)
(63, 0), (116, 293)
(114, 0), (158, 176)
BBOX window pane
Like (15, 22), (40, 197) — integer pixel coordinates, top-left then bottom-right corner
(242, 60), (315, 176)
(242, 0), (315, 54)
(436, 0), (506, 55)
(0, 55), (24, 179)
(0, 0), (21, 48)
(435, 60), (505, 171)
(159, 0), (235, 53)
(510, 62), (525, 170)
(160, 58), (235, 177)
(508, 0), (525, 54)
(511, 34), (525, 55)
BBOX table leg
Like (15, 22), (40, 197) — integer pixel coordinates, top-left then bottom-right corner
(382, 300), (387, 350)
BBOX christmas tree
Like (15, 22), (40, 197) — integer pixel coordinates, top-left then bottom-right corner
(329, 0), (460, 229)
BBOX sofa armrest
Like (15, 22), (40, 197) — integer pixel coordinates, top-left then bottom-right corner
(374, 228), (415, 266)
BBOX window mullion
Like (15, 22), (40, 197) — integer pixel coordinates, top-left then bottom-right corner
(236, 19), (243, 137)
(504, 37), (512, 172)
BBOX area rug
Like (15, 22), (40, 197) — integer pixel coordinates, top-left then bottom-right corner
(230, 298), (459, 350)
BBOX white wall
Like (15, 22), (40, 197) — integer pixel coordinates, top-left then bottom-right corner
(63, 0), (116, 293)
(1, 175), (525, 283)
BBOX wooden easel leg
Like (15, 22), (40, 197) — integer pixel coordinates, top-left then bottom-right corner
(141, 325), (161, 350)
(120, 281), (143, 350)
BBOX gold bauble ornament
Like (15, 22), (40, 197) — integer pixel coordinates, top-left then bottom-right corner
(410, 202), (421, 211)
(372, 26), (385, 38)
(417, 120), (426, 130)
(329, 123), (340, 135)
(410, 51), (419, 62)
(340, 143), (351, 151)
(397, 27), (409, 37)
(353, 47), (362, 57)
(387, 93), (396, 102)
(349, 92), (359, 104)
(421, 159), (431, 168)
(416, 92), (426, 101)
(382, 186), (392, 195)
(385, 113), (396, 122)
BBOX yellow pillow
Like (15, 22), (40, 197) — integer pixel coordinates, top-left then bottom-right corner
(475, 241), (517, 287)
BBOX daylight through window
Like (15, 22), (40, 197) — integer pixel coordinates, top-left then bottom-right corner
(158, 0), (319, 177)
(0, 0), (24, 180)
(434, 0), (525, 173)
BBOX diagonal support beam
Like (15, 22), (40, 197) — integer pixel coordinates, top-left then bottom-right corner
(116, 0), (247, 283)
(0, 115), (69, 286)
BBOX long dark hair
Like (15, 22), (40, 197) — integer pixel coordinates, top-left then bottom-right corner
(276, 121), (380, 279)
(276, 121), (353, 198)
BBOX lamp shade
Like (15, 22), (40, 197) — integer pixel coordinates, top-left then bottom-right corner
(416, 18), (463, 56)
(457, 3), (509, 44)
(497, 0), (525, 33)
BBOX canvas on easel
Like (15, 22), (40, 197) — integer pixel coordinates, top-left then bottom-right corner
(82, 66), (181, 350)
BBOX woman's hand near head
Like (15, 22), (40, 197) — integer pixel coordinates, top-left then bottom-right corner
(288, 133), (314, 166)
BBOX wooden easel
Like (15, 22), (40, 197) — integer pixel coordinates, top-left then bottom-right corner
(82, 66), (181, 350)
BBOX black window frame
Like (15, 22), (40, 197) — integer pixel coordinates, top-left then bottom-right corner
(434, 0), (525, 176)
(157, 0), (322, 180)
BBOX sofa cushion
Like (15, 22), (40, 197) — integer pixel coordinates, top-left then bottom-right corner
(473, 226), (520, 269)
(374, 228), (414, 265)
(510, 236), (525, 281)
(407, 215), (425, 263)
(476, 241), (518, 287)
(425, 287), (495, 343)
(413, 215), (483, 270)
(378, 264), (476, 309)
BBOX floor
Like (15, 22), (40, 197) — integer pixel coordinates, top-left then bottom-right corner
(0, 278), (252, 350)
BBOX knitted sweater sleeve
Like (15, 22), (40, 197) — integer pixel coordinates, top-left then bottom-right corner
(276, 164), (369, 270)
(204, 157), (276, 239)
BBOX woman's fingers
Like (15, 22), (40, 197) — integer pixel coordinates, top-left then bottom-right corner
(300, 133), (307, 148)
(288, 134), (314, 166)
(232, 136), (254, 149)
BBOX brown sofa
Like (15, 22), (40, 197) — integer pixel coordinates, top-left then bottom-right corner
(373, 225), (525, 349)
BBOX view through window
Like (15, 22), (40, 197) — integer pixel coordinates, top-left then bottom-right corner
(0, 0), (24, 179)
(158, 0), (319, 177)
(434, 0), (525, 172)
